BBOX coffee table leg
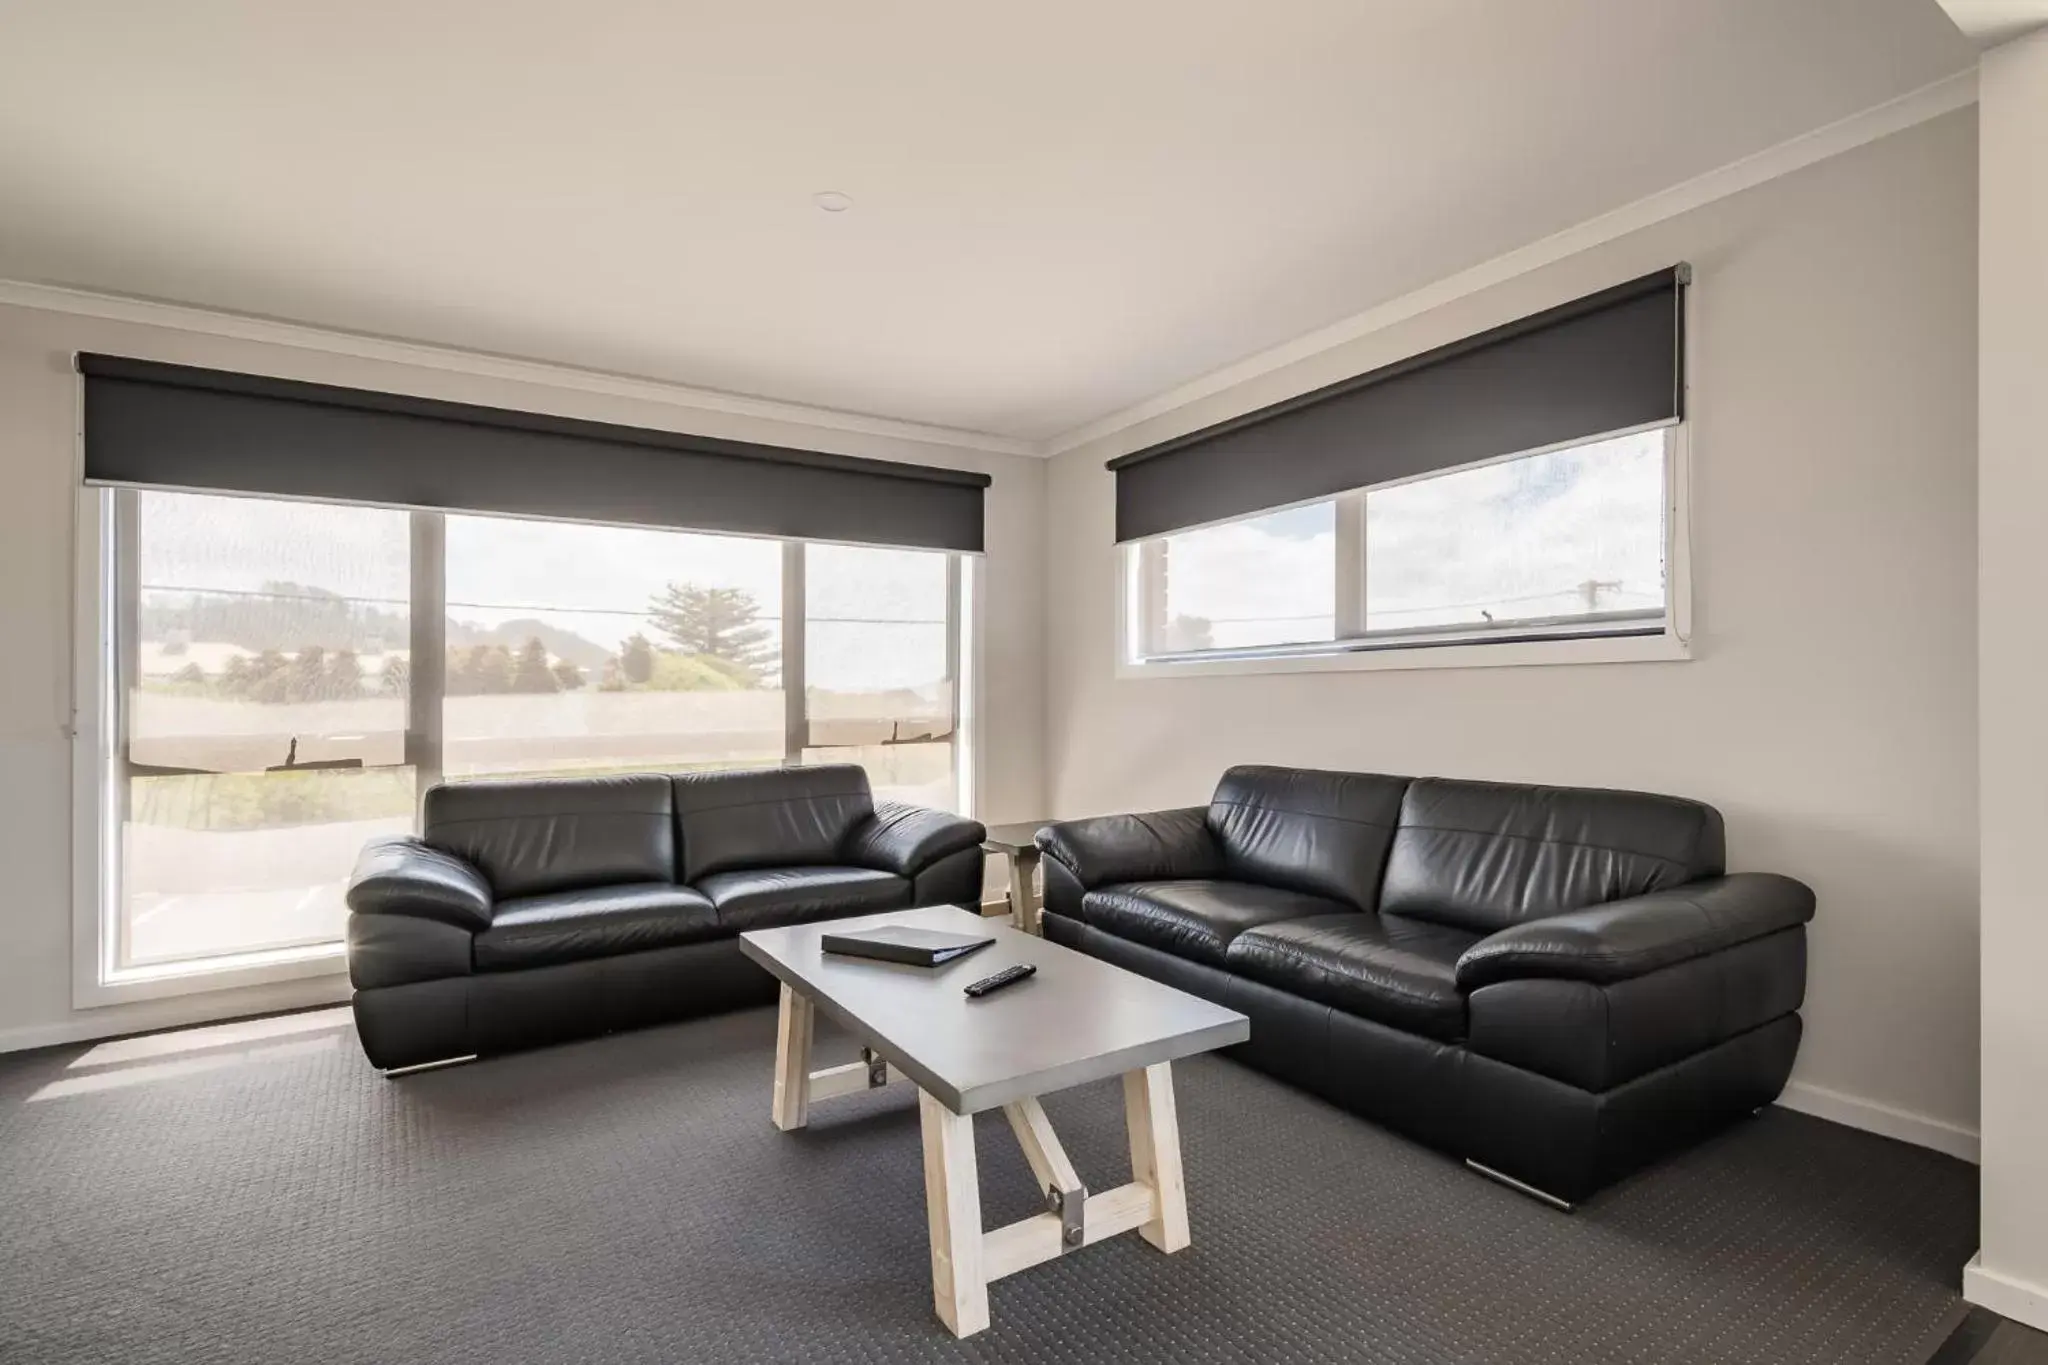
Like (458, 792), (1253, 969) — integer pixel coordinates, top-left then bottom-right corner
(772, 984), (814, 1131)
(918, 1089), (989, 1337)
(1122, 1061), (1190, 1253)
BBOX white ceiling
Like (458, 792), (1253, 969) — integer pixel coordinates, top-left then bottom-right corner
(0, 1), (1975, 444)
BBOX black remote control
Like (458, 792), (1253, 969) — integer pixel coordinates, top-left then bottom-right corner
(964, 964), (1037, 998)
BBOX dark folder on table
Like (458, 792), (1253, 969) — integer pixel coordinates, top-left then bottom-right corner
(820, 926), (995, 967)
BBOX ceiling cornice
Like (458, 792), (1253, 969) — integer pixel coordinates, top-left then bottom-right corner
(0, 278), (1040, 460)
(1936, 0), (2048, 48)
(1042, 67), (1981, 461)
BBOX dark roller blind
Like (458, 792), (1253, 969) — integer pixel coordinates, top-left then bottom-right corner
(1108, 267), (1686, 543)
(78, 355), (991, 553)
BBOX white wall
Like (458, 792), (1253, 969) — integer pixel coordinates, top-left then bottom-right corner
(1970, 25), (2048, 1329)
(0, 300), (1046, 1049)
(1043, 112), (1981, 1150)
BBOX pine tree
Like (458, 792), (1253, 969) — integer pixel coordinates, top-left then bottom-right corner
(475, 645), (513, 694)
(287, 645), (328, 702)
(647, 584), (776, 683)
(511, 637), (560, 693)
(221, 655), (254, 694)
(247, 649), (292, 703)
(449, 644), (513, 695)
(326, 648), (364, 699)
(619, 633), (655, 686)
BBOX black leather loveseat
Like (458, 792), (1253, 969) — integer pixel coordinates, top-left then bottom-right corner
(1036, 766), (1814, 1205)
(345, 764), (985, 1070)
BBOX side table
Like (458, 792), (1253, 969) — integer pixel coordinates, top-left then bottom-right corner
(981, 821), (1051, 936)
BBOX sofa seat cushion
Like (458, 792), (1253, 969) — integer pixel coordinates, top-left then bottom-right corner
(1081, 880), (1347, 968)
(474, 883), (720, 972)
(1225, 913), (1478, 1041)
(698, 865), (911, 933)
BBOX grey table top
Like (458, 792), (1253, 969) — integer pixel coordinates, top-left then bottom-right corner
(738, 905), (1250, 1115)
(981, 821), (1053, 851)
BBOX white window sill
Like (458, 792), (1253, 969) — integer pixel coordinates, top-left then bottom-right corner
(74, 942), (348, 1010)
(1115, 629), (1691, 680)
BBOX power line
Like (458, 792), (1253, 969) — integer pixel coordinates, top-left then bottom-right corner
(137, 583), (942, 626)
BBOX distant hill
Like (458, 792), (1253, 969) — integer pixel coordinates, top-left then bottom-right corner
(138, 581), (617, 672)
(446, 617), (613, 670)
(140, 580), (407, 654)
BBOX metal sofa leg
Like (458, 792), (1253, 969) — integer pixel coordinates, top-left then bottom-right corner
(379, 1054), (479, 1078)
(1466, 1159), (1576, 1213)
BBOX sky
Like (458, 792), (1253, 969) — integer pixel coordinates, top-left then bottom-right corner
(1156, 429), (1666, 649)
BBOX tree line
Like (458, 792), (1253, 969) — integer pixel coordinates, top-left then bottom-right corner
(157, 582), (780, 702)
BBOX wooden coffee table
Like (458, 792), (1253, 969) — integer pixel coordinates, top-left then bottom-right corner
(738, 905), (1250, 1338)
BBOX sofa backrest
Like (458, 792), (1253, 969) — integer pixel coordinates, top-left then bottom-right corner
(423, 774), (676, 898)
(673, 764), (875, 883)
(1380, 777), (1725, 934)
(1206, 765), (1409, 911)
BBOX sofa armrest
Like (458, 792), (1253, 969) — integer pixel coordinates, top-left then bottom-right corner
(1035, 807), (1222, 891)
(844, 802), (987, 879)
(1455, 873), (1815, 991)
(346, 836), (494, 931)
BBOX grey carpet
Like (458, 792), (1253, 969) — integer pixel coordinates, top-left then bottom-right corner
(0, 1005), (1978, 1365)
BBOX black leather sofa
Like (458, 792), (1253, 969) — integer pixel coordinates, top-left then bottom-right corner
(1036, 766), (1814, 1205)
(345, 764), (985, 1071)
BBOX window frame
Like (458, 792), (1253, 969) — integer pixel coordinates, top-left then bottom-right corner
(71, 489), (979, 1008)
(1115, 422), (1693, 679)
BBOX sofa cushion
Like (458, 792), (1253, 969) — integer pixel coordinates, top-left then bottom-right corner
(425, 775), (675, 898)
(1081, 879), (1348, 967)
(1206, 766), (1409, 910)
(674, 765), (875, 883)
(1381, 777), (1726, 935)
(474, 882), (720, 972)
(1225, 913), (1477, 1041)
(1035, 808), (1222, 890)
(697, 865), (911, 933)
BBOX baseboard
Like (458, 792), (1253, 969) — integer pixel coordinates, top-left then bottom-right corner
(1776, 1080), (1980, 1164)
(1965, 1254), (2048, 1333)
(0, 976), (352, 1055)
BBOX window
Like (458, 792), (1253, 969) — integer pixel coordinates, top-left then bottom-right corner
(803, 544), (959, 809)
(1124, 427), (1682, 670)
(441, 516), (788, 779)
(104, 492), (417, 976)
(1139, 502), (1337, 654)
(84, 490), (973, 996)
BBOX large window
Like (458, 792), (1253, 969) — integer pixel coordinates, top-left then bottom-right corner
(1125, 428), (1679, 669)
(107, 493), (417, 974)
(803, 544), (959, 810)
(86, 490), (973, 991)
(441, 515), (789, 779)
